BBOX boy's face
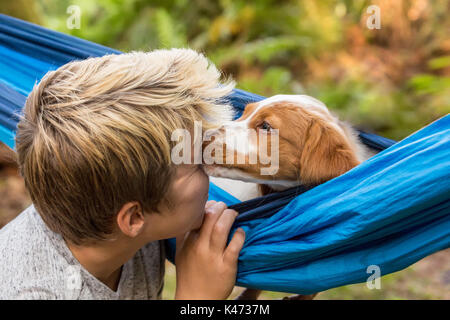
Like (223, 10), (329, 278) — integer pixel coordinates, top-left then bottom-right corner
(143, 164), (210, 240)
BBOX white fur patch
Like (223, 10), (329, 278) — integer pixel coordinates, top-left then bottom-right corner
(256, 94), (328, 112)
(204, 166), (299, 189)
(209, 176), (260, 201)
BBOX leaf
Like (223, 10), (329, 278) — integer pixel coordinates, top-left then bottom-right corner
(154, 8), (186, 48)
(210, 36), (312, 66)
(428, 56), (450, 70)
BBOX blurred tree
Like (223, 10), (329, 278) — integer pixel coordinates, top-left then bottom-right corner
(0, 0), (41, 24)
(7, 0), (450, 140)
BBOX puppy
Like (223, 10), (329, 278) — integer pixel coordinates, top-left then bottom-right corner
(204, 94), (373, 199)
(203, 94), (374, 299)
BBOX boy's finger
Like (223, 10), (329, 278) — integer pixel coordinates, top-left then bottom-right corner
(205, 200), (216, 209)
(223, 228), (245, 264)
(198, 201), (227, 242)
(210, 209), (238, 252)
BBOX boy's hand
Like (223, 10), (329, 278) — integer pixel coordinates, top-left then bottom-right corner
(175, 200), (246, 300)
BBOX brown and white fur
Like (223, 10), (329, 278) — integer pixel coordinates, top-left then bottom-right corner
(204, 95), (373, 200)
(203, 95), (374, 299)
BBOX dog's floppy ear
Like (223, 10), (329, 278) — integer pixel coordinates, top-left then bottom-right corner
(299, 116), (360, 185)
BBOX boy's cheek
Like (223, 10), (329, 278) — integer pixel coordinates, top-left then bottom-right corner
(191, 215), (203, 231)
(185, 199), (207, 232)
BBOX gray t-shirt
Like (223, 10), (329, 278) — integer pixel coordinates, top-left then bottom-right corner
(0, 204), (165, 299)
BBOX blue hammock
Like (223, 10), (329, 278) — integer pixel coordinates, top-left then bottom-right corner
(1, 14), (449, 294)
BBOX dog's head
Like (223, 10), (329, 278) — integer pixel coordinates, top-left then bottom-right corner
(203, 95), (362, 188)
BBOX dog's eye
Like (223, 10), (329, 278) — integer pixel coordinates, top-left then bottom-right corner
(259, 121), (272, 131)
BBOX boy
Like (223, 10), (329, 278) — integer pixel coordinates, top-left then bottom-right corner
(0, 49), (245, 299)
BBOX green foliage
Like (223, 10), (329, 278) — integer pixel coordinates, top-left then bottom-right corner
(238, 66), (296, 96)
(210, 36), (312, 66)
(428, 56), (450, 70)
(154, 8), (187, 48)
(409, 74), (450, 95)
(31, 0), (450, 137)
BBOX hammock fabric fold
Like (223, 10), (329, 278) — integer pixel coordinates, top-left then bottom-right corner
(1, 14), (449, 294)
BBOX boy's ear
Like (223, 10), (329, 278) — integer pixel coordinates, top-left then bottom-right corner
(299, 117), (360, 185)
(116, 201), (145, 238)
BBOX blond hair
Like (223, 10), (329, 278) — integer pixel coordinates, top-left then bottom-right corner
(15, 48), (235, 245)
